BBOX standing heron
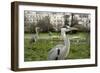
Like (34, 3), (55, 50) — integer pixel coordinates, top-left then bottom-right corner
(30, 27), (40, 43)
(48, 28), (71, 60)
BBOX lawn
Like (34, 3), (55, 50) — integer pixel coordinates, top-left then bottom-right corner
(24, 32), (90, 61)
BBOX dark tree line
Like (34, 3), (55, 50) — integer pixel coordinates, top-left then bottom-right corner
(37, 16), (53, 32)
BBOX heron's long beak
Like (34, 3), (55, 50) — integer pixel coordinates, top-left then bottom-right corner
(65, 28), (71, 32)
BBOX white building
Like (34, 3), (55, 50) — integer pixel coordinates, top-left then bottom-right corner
(50, 12), (65, 31)
(24, 11), (37, 24)
(73, 13), (90, 30)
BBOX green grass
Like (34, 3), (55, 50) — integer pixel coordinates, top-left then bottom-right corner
(24, 32), (90, 61)
(67, 39), (90, 59)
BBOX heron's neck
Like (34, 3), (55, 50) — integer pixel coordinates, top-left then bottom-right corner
(61, 30), (70, 58)
(61, 31), (69, 46)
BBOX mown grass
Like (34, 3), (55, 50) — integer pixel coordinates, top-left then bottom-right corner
(24, 32), (90, 61)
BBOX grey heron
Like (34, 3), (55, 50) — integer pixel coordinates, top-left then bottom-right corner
(30, 27), (40, 43)
(48, 28), (71, 60)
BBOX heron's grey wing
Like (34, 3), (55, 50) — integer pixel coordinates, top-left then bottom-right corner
(48, 44), (64, 56)
(48, 47), (58, 60)
(48, 44), (64, 60)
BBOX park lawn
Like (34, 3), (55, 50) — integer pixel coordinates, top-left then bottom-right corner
(24, 32), (60, 38)
(24, 32), (90, 61)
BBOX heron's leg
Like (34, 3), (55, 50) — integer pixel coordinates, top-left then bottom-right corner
(55, 57), (58, 60)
